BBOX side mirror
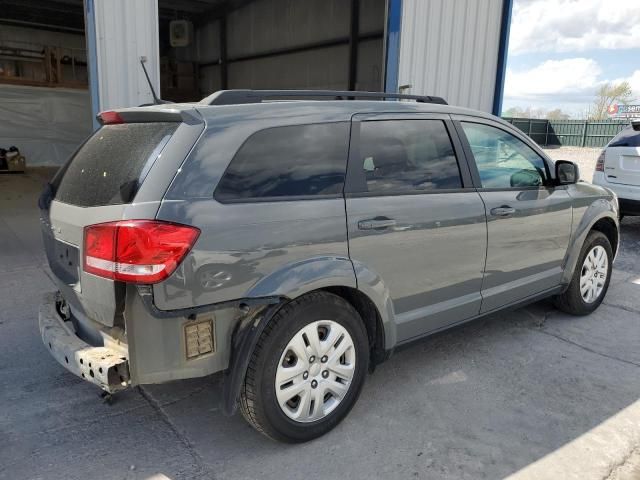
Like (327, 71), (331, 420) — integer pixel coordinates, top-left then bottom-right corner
(632, 119), (640, 132)
(556, 160), (579, 185)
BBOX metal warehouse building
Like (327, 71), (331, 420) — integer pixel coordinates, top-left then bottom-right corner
(0, 0), (512, 166)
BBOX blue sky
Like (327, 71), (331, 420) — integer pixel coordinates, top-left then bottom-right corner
(503, 0), (640, 117)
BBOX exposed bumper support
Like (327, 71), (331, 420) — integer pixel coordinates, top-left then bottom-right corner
(39, 292), (130, 393)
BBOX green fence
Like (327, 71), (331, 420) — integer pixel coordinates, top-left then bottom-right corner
(502, 118), (629, 148)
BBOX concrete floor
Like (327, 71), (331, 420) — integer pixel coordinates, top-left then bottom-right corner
(1, 169), (639, 480)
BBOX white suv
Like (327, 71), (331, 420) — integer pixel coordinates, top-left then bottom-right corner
(593, 120), (640, 217)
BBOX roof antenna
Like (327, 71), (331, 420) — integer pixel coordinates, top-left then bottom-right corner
(140, 56), (169, 105)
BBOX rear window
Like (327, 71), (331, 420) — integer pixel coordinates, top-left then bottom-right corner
(609, 127), (640, 147)
(215, 123), (349, 201)
(53, 122), (177, 207)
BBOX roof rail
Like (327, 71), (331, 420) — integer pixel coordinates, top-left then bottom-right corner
(200, 89), (448, 106)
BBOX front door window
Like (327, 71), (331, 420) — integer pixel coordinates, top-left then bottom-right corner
(461, 122), (548, 189)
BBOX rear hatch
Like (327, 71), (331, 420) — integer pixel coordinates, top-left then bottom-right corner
(604, 126), (640, 187)
(40, 109), (203, 330)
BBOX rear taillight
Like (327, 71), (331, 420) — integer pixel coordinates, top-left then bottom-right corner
(595, 151), (605, 172)
(83, 220), (200, 284)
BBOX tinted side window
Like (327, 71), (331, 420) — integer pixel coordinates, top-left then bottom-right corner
(609, 127), (640, 147)
(461, 122), (548, 189)
(215, 123), (349, 201)
(358, 120), (462, 193)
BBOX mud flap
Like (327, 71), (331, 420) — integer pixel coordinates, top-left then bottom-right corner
(222, 300), (284, 416)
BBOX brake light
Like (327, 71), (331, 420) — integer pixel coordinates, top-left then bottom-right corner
(98, 111), (125, 125)
(83, 220), (200, 284)
(595, 151), (605, 172)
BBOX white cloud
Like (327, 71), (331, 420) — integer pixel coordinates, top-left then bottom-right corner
(623, 70), (640, 99)
(504, 58), (640, 115)
(505, 58), (602, 98)
(510, 0), (640, 55)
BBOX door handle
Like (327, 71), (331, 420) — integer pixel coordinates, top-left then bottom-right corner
(490, 206), (516, 217)
(358, 218), (397, 230)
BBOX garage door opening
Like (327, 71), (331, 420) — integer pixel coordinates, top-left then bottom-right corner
(157, 0), (387, 103)
(0, 1), (87, 89)
(0, 0), (92, 167)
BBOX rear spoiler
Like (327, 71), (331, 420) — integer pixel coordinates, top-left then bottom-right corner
(96, 109), (202, 126)
(632, 119), (640, 131)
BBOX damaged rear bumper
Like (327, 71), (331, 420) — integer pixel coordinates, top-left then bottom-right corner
(39, 292), (130, 393)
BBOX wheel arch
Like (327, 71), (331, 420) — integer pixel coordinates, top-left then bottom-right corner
(244, 256), (397, 351)
(244, 256), (357, 299)
(320, 286), (390, 368)
(223, 257), (396, 415)
(590, 217), (618, 257)
(561, 201), (619, 286)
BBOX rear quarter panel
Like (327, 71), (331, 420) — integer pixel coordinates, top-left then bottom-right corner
(153, 198), (353, 310)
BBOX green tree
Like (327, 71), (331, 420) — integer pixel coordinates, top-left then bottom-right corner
(502, 106), (525, 118)
(546, 108), (570, 120)
(590, 81), (635, 120)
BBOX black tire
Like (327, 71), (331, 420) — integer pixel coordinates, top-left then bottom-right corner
(239, 291), (369, 443)
(554, 231), (612, 315)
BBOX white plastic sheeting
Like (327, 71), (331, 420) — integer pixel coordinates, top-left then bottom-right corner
(0, 84), (92, 166)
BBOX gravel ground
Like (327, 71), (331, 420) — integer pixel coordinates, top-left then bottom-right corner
(542, 146), (602, 181)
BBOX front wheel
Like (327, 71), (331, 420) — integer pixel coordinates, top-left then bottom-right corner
(239, 291), (369, 442)
(554, 231), (612, 315)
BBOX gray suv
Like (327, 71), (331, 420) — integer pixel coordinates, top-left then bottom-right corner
(39, 90), (620, 442)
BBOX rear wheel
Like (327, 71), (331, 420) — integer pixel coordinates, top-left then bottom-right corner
(554, 231), (612, 315)
(239, 291), (369, 442)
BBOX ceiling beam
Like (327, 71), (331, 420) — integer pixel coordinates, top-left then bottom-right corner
(1, 0), (82, 15)
(0, 0), (84, 32)
(194, 0), (257, 25)
(0, 18), (84, 34)
(158, 0), (225, 14)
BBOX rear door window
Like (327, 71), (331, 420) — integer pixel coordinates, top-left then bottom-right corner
(53, 123), (177, 207)
(215, 123), (350, 201)
(357, 120), (462, 193)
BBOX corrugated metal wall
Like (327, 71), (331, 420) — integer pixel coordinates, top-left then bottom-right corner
(197, 0), (385, 94)
(89, 0), (160, 111)
(398, 0), (504, 112)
